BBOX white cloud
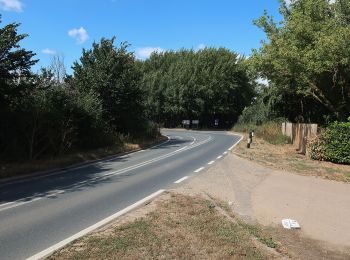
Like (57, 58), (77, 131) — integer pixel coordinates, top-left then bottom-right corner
(0, 0), (23, 12)
(135, 47), (163, 60)
(68, 27), (89, 44)
(196, 43), (206, 51)
(42, 48), (57, 55)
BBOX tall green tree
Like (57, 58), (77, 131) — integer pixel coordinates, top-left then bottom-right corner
(0, 17), (37, 109)
(251, 0), (350, 122)
(73, 37), (145, 135)
(141, 48), (255, 127)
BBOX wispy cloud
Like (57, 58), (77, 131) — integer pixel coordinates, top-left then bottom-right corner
(68, 27), (89, 44)
(135, 47), (164, 60)
(0, 0), (23, 12)
(42, 48), (57, 55)
(196, 43), (206, 51)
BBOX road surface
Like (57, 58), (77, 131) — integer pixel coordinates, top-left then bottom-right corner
(0, 129), (241, 259)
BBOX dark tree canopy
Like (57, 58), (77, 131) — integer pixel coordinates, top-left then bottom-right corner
(251, 0), (350, 123)
(0, 17), (37, 109)
(141, 48), (255, 127)
(72, 38), (145, 135)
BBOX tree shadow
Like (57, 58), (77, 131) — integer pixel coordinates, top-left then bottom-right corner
(0, 137), (189, 204)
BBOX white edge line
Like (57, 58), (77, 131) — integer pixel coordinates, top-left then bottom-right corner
(228, 135), (244, 151)
(194, 167), (205, 173)
(2, 136), (172, 187)
(223, 151), (228, 155)
(26, 189), (165, 260)
(1, 135), (211, 212)
(174, 176), (189, 184)
(217, 155), (222, 159)
(208, 161), (215, 165)
(0, 197), (43, 212)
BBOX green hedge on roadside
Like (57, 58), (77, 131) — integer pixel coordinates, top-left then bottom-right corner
(309, 120), (350, 164)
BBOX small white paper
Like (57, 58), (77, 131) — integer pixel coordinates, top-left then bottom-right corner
(282, 219), (301, 229)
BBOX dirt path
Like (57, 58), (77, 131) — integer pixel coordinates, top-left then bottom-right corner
(177, 153), (350, 258)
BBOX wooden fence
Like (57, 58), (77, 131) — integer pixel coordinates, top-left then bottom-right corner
(281, 123), (318, 155)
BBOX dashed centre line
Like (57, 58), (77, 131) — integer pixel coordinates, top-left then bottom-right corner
(217, 155), (223, 159)
(208, 161), (215, 165)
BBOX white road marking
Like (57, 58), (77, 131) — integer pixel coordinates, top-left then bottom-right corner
(0, 201), (15, 208)
(174, 176), (189, 184)
(101, 135), (212, 179)
(217, 155), (222, 159)
(194, 167), (205, 173)
(0, 197), (42, 212)
(0, 190), (65, 212)
(208, 161), (215, 165)
(46, 190), (65, 197)
(1, 134), (212, 212)
(190, 136), (196, 145)
(223, 151), (228, 155)
(1, 136), (173, 187)
(228, 135), (243, 150)
(26, 189), (165, 260)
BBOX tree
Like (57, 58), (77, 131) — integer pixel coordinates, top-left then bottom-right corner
(251, 0), (350, 122)
(49, 53), (66, 83)
(0, 17), (37, 109)
(72, 37), (145, 135)
(141, 48), (255, 127)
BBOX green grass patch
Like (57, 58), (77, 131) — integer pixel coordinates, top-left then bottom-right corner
(233, 121), (290, 145)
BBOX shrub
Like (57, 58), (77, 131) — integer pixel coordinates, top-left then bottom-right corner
(233, 121), (290, 145)
(307, 135), (326, 161)
(308, 120), (350, 164)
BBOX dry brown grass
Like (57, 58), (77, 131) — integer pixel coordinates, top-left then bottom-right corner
(232, 133), (350, 182)
(0, 136), (167, 180)
(49, 193), (280, 260)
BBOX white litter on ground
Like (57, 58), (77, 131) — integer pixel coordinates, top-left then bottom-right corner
(282, 219), (301, 229)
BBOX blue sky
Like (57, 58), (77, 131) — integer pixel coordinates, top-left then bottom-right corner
(0, 0), (283, 74)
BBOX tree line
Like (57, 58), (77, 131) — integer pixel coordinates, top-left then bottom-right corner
(141, 49), (255, 127)
(3, 0), (349, 163)
(0, 19), (255, 162)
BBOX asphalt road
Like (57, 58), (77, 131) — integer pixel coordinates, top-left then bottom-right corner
(0, 129), (241, 260)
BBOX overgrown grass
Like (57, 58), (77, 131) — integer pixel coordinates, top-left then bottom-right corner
(233, 121), (290, 145)
(50, 193), (275, 259)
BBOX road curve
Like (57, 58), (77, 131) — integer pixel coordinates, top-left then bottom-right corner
(0, 129), (241, 260)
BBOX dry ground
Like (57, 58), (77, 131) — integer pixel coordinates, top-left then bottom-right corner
(49, 192), (279, 260)
(232, 133), (350, 183)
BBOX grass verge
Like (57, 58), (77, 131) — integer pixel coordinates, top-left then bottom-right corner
(232, 133), (350, 182)
(0, 135), (167, 180)
(49, 193), (279, 259)
(232, 122), (290, 145)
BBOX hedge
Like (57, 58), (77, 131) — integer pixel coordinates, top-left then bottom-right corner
(309, 120), (350, 164)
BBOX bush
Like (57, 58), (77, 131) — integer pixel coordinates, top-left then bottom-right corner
(308, 120), (350, 164)
(233, 121), (290, 145)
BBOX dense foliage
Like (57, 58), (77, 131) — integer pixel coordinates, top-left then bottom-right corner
(0, 19), (157, 162)
(309, 119), (350, 164)
(73, 38), (148, 136)
(250, 0), (350, 123)
(141, 49), (255, 128)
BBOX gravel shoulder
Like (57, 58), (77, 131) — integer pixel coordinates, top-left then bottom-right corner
(177, 152), (350, 259)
